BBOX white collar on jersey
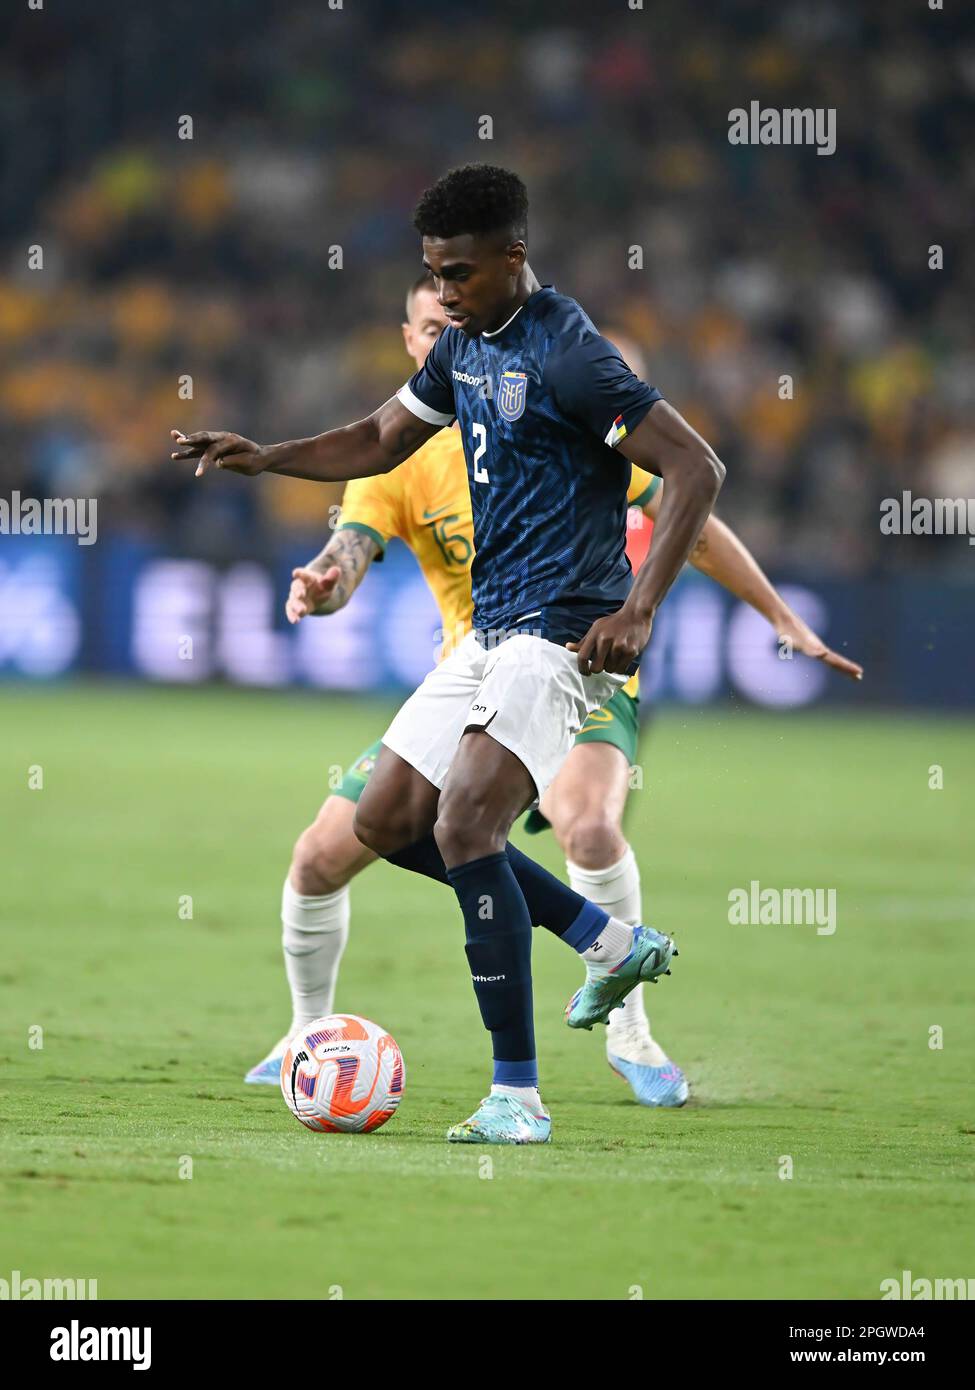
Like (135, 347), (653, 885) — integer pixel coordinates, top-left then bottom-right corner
(481, 286), (552, 339)
(482, 301), (527, 339)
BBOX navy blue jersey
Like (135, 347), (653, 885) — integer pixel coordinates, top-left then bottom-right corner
(396, 286), (662, 647)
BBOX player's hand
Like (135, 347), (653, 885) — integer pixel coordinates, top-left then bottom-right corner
(285, 566), (342, 623)
(568, 609), (653, 677)
(170, 429), (268, 477)
(777, 611), (864, 682)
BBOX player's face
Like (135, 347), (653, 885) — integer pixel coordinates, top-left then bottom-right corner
(402, 289), (449, 370)
(422, 233), (526, 337)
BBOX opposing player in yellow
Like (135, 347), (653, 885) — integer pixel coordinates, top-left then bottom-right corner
(245, 273), (863, 1101)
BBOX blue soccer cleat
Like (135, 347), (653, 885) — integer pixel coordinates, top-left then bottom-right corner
(606, 1026), (689, 1107)
(565, 926), (677, 1031)
(244, 1036), (291, 1086)
(446, 1093), (552, 1144)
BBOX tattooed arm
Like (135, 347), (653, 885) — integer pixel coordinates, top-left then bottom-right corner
(170, 397), (439, 482)
(641, 488), (863, 680)
(285, 527), (382, 624)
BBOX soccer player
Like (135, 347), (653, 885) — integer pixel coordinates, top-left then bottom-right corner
(523, 325), (863, 1102)
(245, 284), (863, 1111)
(173, 163), (731, 1144)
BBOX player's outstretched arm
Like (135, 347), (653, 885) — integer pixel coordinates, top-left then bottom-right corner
(686, 517), (864, 681)
(169, 398), (438, 482)
(571, 402), (724, 675)
(285, 529), (382, 623)
(642, 492), (864, 682)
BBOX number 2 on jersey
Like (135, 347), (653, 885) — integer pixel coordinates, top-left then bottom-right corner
(472, 422), (490, 484)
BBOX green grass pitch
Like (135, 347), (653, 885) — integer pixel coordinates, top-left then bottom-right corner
(1, 683), (972, 1300)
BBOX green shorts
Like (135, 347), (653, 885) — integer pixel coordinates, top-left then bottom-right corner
(334, 739), (384, 804)
(573, 685), (640, 763)
(523, 686), (640, 835)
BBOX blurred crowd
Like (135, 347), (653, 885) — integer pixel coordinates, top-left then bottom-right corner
(2, 0), (973, 574)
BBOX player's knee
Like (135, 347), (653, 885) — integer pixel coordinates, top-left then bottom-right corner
(560, 813), (626, 871)
(351, 802), (385, 857)
(290, 821), (354, 896)
(433, 799), (504, 866)
(352, 800), (407, 859)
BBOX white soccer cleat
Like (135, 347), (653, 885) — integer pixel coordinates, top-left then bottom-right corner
(606, 1023), (689, 1107)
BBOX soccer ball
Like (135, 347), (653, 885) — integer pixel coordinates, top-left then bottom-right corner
(280, 1014), (405, 1134)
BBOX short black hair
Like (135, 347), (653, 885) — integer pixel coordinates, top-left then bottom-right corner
(405, 269), (437, 317)
(413, 164), (528, 244)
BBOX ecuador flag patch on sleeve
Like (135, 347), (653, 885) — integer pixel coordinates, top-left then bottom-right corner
(605, 414), (628, 447)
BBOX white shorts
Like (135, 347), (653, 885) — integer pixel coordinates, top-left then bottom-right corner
(381, 630), (629, 801)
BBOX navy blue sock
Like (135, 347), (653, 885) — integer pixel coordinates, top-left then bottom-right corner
(445, 852), (536, 1085)
(386, 835), (451, 883)
(386, 835), (607, 952)
(505, 843), (607, 948)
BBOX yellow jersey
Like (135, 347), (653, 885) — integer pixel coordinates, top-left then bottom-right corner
(338, 428), (659, 691)
(338, 428), (474, 658)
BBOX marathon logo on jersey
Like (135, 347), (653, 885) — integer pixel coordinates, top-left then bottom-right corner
(497, 370), (528, 422)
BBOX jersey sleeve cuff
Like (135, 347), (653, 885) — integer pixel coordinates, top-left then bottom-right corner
(605, 395), (661, 448)
(396, 383), (455, 428)
(337, 520), (387, 559)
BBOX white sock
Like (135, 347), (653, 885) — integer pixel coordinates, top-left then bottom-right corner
(568, 847), (649, 1027)
(490, 1084), (545, 1114)
(578, 915), (634, 972)
(281, 878), (350, 1034)
(567, 846), (642, 924)
(608, 985), (650, 1030)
